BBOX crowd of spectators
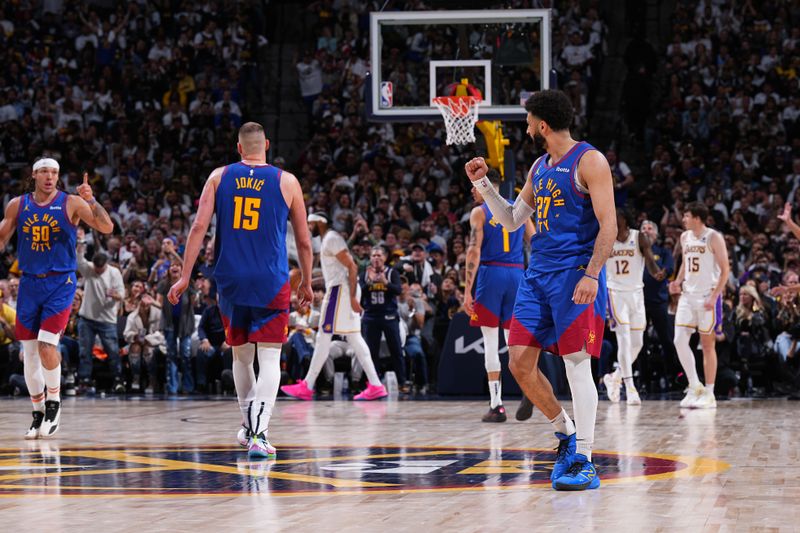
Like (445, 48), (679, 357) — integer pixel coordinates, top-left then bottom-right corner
(624, 0), (800, 396)
(0, 0), (269, 395)
(0, 0), (798, 400)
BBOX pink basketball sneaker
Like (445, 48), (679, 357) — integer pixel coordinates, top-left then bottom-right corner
(354, 383), (388, 401)
(280, 380), (314, 401)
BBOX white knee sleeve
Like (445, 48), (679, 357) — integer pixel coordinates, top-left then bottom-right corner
(22, 340), (46, 402)
(233, 343), (255, 364)
(38, 329), (60, 346)
(630, 329), (644, 364)
(481, 327), (501, 374)
(248, 344), (281, 435)
(233, 343), (257, 426)
(563, 351), (598, 460)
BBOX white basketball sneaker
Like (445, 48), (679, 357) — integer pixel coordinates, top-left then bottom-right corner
(24, 411), (45, 440)
(680, 385), (705, 408)
(692, 389), (717, 409)
(626, 388), (642, 406)
(39, 401), (61, 438)
(237, 426), (250, 447)
(603, 370), (622, 402)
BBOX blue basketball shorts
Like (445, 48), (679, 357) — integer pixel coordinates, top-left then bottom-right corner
(508, 266), (607, 358)
(470, 264), (524, 329)
(217, 281), (291, 346)
(15, 272), (77, 342)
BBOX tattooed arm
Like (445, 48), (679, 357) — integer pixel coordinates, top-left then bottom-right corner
(69, 172), (114, 234)
(464, 206), (485, 316)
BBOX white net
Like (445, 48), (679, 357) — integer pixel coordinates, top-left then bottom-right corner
(432, 96), (481, 145)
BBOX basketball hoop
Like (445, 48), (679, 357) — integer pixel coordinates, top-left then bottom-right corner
(432, 96), (482, 145)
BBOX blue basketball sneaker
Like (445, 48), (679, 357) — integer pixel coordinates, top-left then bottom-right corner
(551, 432), (577, 483)
(553, 454), (601, 491)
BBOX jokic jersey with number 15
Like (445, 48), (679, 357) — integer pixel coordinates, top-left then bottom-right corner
(213, 162), (289, 307)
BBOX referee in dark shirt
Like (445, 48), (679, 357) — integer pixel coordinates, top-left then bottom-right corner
(641, 220), (679, 388)
(360, 246), (406, 386)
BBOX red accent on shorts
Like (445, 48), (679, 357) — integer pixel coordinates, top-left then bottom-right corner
(507, 316), (557, 352)
(40, 306), (72, 336)
(479, 261), (524, 269)
(15, 320), (36, 341)
(267, 281), (291, 310)
(219, 312), (246, 347)
(470, 301), (500, 328)
(249, 311), (289, 344)
(554, 305), (605, 358)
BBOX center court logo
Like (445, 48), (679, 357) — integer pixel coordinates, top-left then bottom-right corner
(0, 445), (728, 497)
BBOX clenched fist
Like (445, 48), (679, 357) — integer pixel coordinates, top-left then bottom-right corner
(464, 157), (489, 182)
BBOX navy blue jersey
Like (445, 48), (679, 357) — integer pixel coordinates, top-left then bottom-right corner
(528, 142), (600, 273)
(213, 163), (289, 307)
(644, 243), (674, 306)
(360, 266), (401, 318)
(480, 202), (524, 266)
(16, 191), (77, 275)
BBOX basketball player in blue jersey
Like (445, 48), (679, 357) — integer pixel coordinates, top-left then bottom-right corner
(0, 158), (114, 439)
(464, 169), (535, 422)
(168, 122), (313, 459)
(466, 90), (617, 491)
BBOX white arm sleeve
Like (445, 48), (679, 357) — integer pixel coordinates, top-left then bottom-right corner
(473, 177), (534, 231)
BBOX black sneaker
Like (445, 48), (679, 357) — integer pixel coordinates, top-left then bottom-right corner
(482, 405), (507, 423)
(113, 378), (125, 394)
(24, 411), (45, 440)
(40, 401), (61, 437)
(516, 396), (534, 421)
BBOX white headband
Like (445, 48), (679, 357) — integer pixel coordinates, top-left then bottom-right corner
(32, 158), (60, 172)
(307, 213), (328, 223)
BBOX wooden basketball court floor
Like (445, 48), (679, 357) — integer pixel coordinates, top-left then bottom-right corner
(0, 397), (796, 532)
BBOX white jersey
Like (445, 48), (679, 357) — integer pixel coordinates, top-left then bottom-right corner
(606, 229), (645, 291)
(681, 228), (720, 294)
(320, 230), (349, 289)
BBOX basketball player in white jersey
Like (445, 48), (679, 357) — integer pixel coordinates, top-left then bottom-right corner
(603, 209), (664, 405)
(281, 213), (388, 400)
(668, 202), (729, 409)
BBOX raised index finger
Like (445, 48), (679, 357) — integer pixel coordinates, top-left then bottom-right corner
(83, 172), (89, 185)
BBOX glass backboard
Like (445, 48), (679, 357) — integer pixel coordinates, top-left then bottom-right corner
(369, 9), (551, 122)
